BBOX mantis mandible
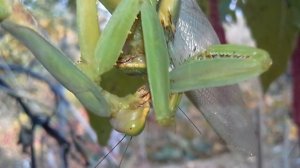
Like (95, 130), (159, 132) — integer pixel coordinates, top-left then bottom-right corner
(0, 0), (272, 155)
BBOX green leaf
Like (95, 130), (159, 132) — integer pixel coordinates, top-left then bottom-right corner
(240, 0), (299, 89)
(290, 0), (300, 29)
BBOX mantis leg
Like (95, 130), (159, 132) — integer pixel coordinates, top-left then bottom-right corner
(158, 0), (272, 93)
(141, 0), (172, 125)
(170, 44), (272, 93)
(94, 0), (142, 78)
(109, 85), (150, 136)
(1, 18), (150, 137)
(76, 0), (100, 79)
(0, 20), (110, 117)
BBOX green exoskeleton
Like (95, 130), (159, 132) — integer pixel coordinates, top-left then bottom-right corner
(0, 0), (271, 155)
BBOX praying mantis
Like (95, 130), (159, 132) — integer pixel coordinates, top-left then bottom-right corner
(0, 0), (272, 156)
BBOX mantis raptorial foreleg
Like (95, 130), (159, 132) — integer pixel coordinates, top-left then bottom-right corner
(109, 85), (150, 135)
(141, 0), (172, 125)
(94, 0), (142, 78)
(170, 44), (272, 92)
(0, 20), (110, 117)
(100, 0), (271, 127)
(92, 0), (150, 136)
(76, 0), (100, 79)
(156, 0), (272, 93)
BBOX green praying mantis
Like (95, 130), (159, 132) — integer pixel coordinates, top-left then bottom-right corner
(0, 0), (272, 156)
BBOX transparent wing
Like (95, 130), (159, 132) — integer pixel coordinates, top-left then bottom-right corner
(169, 0), (257, 156)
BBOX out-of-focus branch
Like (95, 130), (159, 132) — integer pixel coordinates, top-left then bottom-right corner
(208, 0), (226, 43)
(0, 65), (70, 168)
(292, 36), (300, 139)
